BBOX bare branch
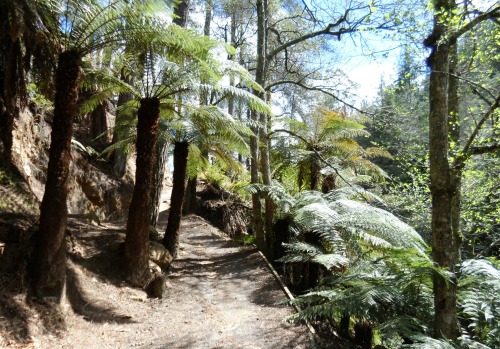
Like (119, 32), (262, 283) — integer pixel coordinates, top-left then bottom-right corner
(266, 9), (353, 60)
(453, 93), (500, 168)
(451, 5), (500, 42)
(468, 144), (500, 156)
(449, 73), (497, 101)
(265, 79), (373, 116)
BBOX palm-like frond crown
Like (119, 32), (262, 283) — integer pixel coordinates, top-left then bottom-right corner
(81, 19), (268, 172)
(274, 109), (391, 191)
(54, 0), (172, 55)
(278, 183), (500, 347)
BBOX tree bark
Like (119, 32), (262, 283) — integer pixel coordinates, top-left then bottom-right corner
(180, 0), (209, 216)
(29, 50), (81, 301)
(183, 176), (198, 214)
(173, 0), (191, 27)
(124, 97), (160, 286)
(250, 0), (268, 251)
(0, 38), (24, 166)
(90, 100), (112, 144)
(150, 139), (168, 227)
(163, 141), (189, 258)
(250, 111), (263, 248)
(310, 156), (321, 191)
(448, 41), (463, 261)
(425, 0), (460, 339)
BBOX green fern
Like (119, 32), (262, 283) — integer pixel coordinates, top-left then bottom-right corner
(458, 259), (500, 348)
(272, 109), (391, 191)
(277, 186), (438, 346)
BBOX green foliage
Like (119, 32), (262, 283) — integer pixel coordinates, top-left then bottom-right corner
(284, 244), (436, 346)
(384, 146), (432, 241)
(198, 159), (251, 196)
(279, 187), (499, 348)
(235, 233), (255, 246)
(271, 109), (391, 192)
(27, 83), (53, 113)
(458, 259), (500, 348)
(278, 187), (428, 259)
(461, 155), (500, 258)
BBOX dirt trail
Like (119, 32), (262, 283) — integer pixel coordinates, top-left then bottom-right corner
(147, 214), (311, 349)
(0, 184), (312, 349)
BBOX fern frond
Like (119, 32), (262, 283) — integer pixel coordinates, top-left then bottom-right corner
(365, 147), (393, 159)
(458, 259), (500, 347)
(379, 315), (429, 339)
(328, 199), (427, 253)
(279, 242), (349, 269)
(99, 135), (135, 156)
(404, 335), (456, 348)
(323, 185), (385, 205)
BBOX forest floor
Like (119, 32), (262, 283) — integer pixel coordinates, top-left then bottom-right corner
(0, 183), (315, 349)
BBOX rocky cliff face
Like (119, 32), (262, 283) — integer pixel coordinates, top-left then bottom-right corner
(10, 107), (133, 221)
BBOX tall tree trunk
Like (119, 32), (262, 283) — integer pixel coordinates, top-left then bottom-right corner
(183, 176), (198, 214)
(250, 127), (263, 248)
(112, 70), (134, 178)
(250, 0), (267, 251)
(163, 141), (189, 258)
(425, 1), (460, 339)
(29, 50), (81, 301)
(260, 91), (274, 258)
(90, 100), (112, 144)
(181, 0), (211, 216)
(203, 0), (212, 37)
(448, 41), (463, 261)
(150, 139), (168, 227)
(124, 97), (160, 286)
(173, 0), (191, 27)
(253, 0), (275, 257)
(0, 38), (24, 166)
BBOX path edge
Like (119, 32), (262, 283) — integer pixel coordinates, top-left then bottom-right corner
(257, 250), (319, 349)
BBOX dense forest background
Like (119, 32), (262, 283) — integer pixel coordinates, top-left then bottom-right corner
(0, 0), (499, 348)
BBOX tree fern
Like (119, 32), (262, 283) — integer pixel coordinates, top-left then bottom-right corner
(272, 109), (391, 191)
(275, 186), (439, 346)
(458, 259), (500, 348)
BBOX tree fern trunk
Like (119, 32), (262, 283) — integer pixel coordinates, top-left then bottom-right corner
(0, 38), (24, 167)
(339, 313), (350, 338)
(310, 157), (320, 191)
(183, 176), (198, 214)
(90, 100), (112, 144)
(163, 141), (189, 258)
(29, 50), (81, 301)
(354, 321), (373, 349)
(150, 140), (168, 227)
(124, 97), (160, 286)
